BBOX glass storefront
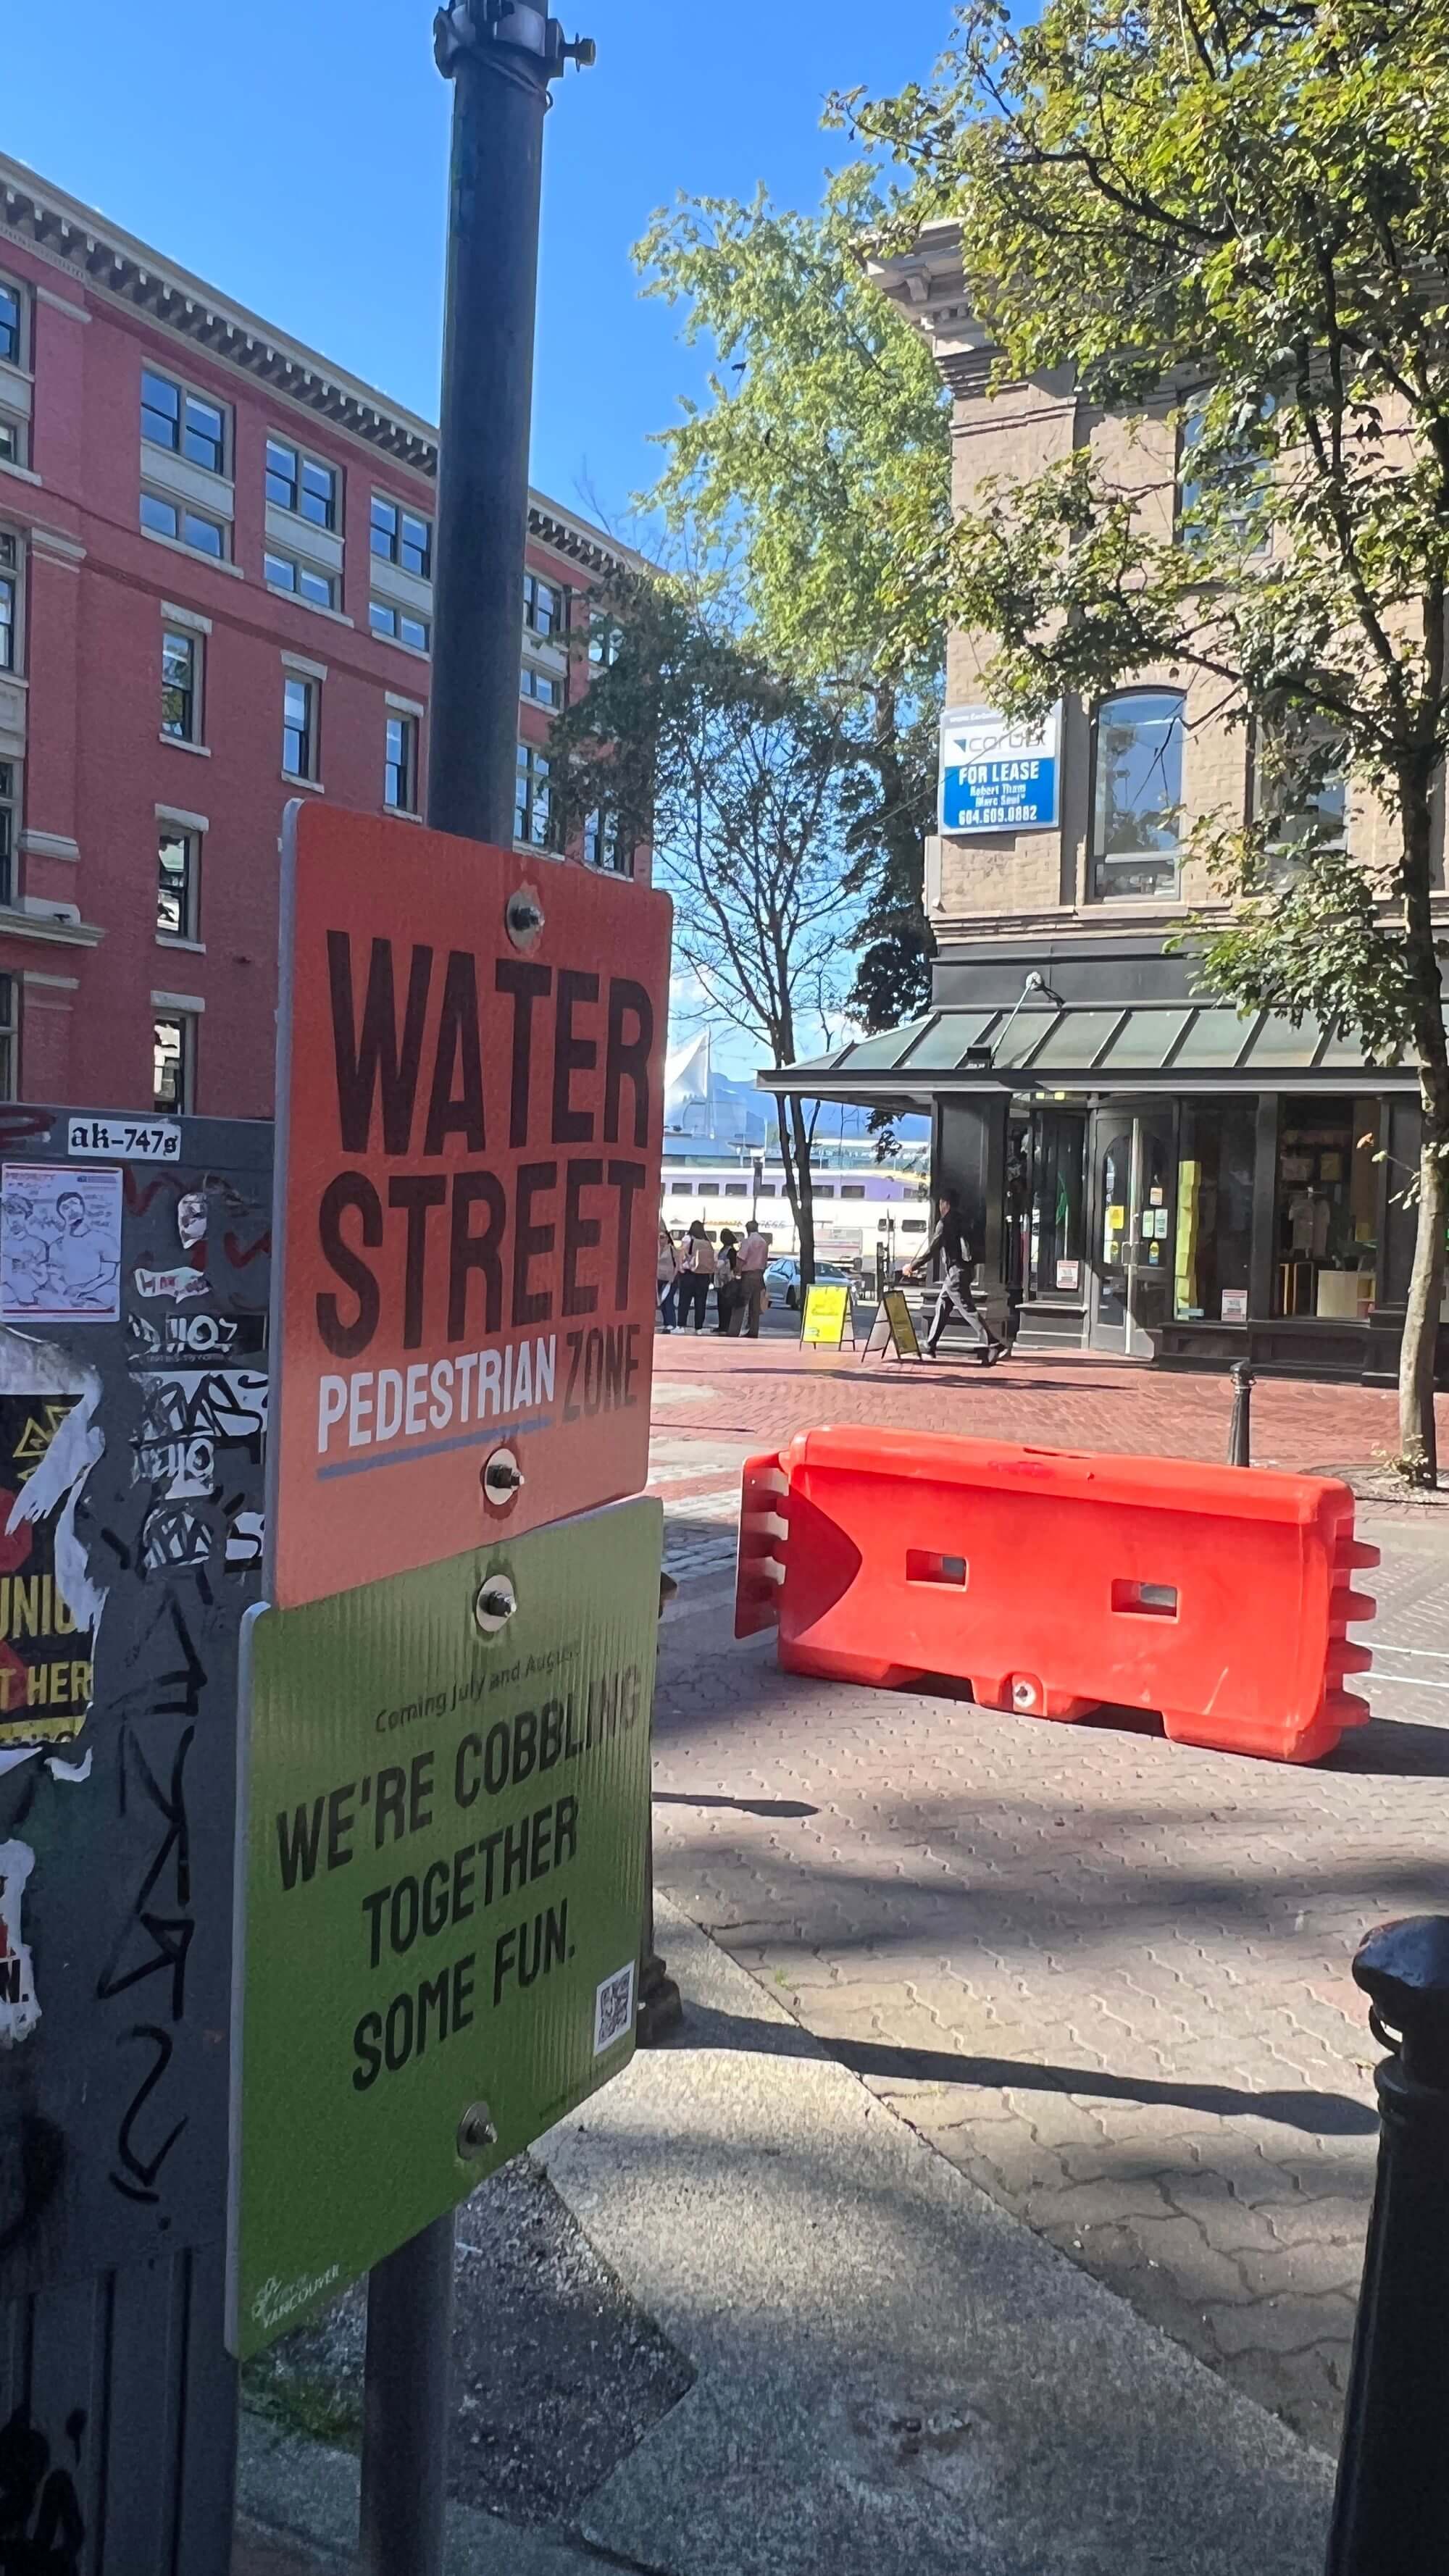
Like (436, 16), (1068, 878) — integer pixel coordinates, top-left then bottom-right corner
(1174, 1100), (1255, 1322)
(1009, 1107), (1088, 1299)
(1272, 1095), (1379, 1318)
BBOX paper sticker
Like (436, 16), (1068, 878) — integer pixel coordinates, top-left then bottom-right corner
(0, 1392), (99, 1744)
(1222, 1289), (1248, 1321)
(1054, 1259), (1080, 1290)
(0, 1839), (40, 2044)
(1, 1165), (122, 1323)
(133, 1188), (210, 1304)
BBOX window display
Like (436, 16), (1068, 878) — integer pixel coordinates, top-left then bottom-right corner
(1174, 1102), (1254, 1321)
(1272, 1097), (1378, 1318)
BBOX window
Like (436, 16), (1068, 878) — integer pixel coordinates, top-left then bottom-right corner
(814, 1184), (836, 1200)
(724, 1182), (748, 1198)
(514, 740), (556, 848)
(901, 1218), (926, 1235)
(582, 808), (632, 875)
(0, 532), (16, 673)
(669, 1181), (692, 1197)
(265, 551), (336, 609)
(140, 368), (227, 476)
(283, 675), (320, 780)
(370, 495), (432, 579)
(1176, 1101), (1255, 1322)
(369, 598), (430, 652)
(141, 490), (226, 559)
(385, 712), (419, 813)
(1250, 702), (1348, 868)
(0, 974), (15, 1100)
(1090, 690), (1185, 900)
(841, 1184), (867, 1200)
(156, 827), (199, 940)
(0, 281), (21, 367)
(0, 412), (25, 470)
(1273, 1097), (1380, 1319)
(153, 1014), (193, 1113)
(160, 630), (200, 741)
(520, 662), (562, 708)
(522, 572), (562, 640)
(267, 439), (338, 530)
(588, 609), (624, 668)
(0, 761), (16, 906)
(1179, 391), (1272, 554)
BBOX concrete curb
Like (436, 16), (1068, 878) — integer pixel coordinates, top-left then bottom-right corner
(235, 2416), (620, 2574)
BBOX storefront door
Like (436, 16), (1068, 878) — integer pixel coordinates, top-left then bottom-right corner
(1089, 1105), (1175, 1357)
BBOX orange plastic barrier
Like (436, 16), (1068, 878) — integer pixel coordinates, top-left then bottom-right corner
(735, 1426), (1377, 1764)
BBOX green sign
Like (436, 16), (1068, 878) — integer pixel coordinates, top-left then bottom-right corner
(227, 1496), (660, 2359)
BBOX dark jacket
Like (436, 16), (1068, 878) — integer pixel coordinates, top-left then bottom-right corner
(923, 1208), (971, 1271)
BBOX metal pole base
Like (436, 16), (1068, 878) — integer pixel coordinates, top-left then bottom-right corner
(359, 2212), (457, 2576)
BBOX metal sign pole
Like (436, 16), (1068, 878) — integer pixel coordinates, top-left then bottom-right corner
(356, 12), (593, 2569)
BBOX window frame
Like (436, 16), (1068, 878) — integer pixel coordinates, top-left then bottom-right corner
(369, 598), (430, 653)
(140, 488), (228, 561)
(0, 972), (16, 1102)
(1088, 686), (1187, 903)
(282, 673), (320, 783)
(0, 275), (25, 372)
(0, 760), (17, 907)
(514, 739), (557, 849)
(522, 571), (564, 641)
(140, 364), (230, 478)
(156, 824), (201, 942)
(384, 711), (419, 815)
(153, 1013), (195, 1115)
(519, 660), (564, 708)
(588, 608), (625, 669)
(267, 436), (339, 532)
(264, 550), (338, 611)
(0, 529), (18, 674)
(160, 626), (202, 745)
(1177, 389), (1273, 557)
(370, 493), (433, 580)
(582, 806), (632, 876)
(1248, 700), (1349, 866)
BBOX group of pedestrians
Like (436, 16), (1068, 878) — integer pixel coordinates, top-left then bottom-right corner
(656, 1217), (772, 1338)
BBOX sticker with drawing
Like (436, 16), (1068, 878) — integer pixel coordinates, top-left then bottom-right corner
(1, 1164), (122, 1323)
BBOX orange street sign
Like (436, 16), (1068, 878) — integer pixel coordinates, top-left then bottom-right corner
(266, 802), (672, 1610)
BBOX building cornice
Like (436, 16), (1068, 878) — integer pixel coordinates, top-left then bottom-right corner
(865, 220), (1000, 397)
(0, 154), (640, 580)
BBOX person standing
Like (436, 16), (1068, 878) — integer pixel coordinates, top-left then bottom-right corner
(907, 1189), (1006, 1363)
(714, 1229), (739, 1333)
(678, 1220), (714, 1331)
(730, 1222), (771, 1338)
(656, 1221), (680, 1331)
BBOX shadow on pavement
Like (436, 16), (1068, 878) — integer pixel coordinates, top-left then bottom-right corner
(653, 1789), (821, 1818)
(1324, 1716), (1449, 1778)
(666, 2001), (1377, 2138)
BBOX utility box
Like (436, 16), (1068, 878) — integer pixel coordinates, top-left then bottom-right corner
(0, 1108), (271, 2572)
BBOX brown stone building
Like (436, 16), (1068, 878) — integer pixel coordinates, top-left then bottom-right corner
(769, 222), (1445, 1384)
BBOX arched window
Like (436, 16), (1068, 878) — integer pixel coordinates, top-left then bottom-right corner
(1090, 690), (1185, 900)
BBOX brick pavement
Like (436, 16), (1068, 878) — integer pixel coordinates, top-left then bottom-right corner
(649, 1505), (1449, 2458)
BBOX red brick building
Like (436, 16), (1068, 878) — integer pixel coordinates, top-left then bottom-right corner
(0, 152), (642, 1120)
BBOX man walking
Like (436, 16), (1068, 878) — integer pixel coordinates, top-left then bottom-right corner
(907, 1189), (1006, 1363)
(729, 1221), (771, 1338)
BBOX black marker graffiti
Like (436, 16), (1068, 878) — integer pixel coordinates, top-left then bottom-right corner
(97, 1726), (194, 2204)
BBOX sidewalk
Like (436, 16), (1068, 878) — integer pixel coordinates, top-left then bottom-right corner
(238, 1902), (1332, 2575)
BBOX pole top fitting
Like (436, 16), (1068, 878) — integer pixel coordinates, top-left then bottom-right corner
(1230, 1359), (1255, 1389)
(1354, 1916), (1449, 2086)
(434, 2), (596, 80)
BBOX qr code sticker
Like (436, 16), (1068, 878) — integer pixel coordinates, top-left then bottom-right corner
(593, 1961), (636, 2054)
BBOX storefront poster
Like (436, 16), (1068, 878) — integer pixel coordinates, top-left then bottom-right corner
(1, 1165), (122, 1323)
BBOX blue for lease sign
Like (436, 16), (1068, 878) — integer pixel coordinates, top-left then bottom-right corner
(940, 703), (1062, 835)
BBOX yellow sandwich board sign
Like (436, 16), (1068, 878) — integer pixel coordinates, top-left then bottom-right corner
(801, 1283), (854, 1349)
(861, 1287), (924, 1363)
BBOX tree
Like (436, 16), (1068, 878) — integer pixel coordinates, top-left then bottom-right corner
(552, 583), (864, 1282)
(635, 169), (951, 1034)
(844, 0), (1449, 1479)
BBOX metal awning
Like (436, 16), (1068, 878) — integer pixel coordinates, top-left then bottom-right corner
(758, 1003), (1421, 1102)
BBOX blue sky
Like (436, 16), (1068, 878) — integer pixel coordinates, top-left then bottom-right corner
(5, 1), (945, 534)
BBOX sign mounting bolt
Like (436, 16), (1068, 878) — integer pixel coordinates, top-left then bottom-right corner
(482, 1445), (525, 1512)
(474, 1574), (518, 1634)
(506, 887), (546, 953)
(458, 2101), (498, 2159)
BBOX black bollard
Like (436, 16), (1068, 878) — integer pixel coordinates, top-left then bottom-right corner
(1227, 1358), (1254, 1465)
(1325, 1918), (1449, 2575)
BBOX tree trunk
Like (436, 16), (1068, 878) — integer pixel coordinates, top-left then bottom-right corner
(1399, 1063), (1447, 1484)
(774, 1092), (817, 1288)
(1396, 777), (1447, 1484)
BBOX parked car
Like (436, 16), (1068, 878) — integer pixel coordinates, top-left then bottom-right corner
(764, 1256), (855, 1310)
